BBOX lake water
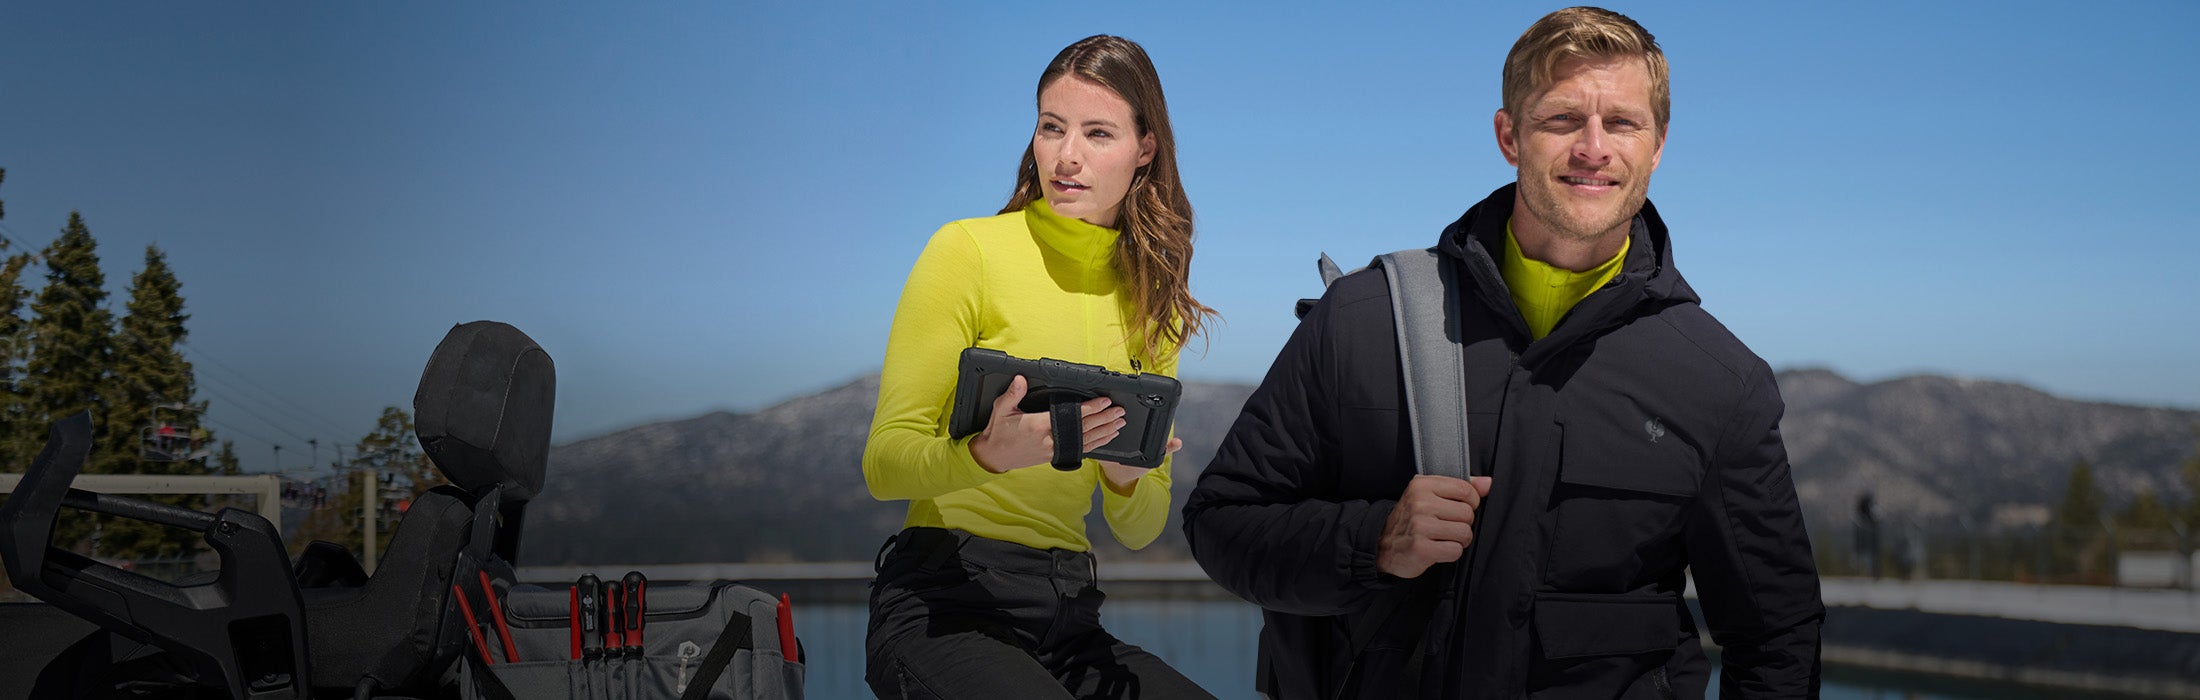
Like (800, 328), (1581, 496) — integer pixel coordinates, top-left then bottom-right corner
(791, 599), (2106, 699)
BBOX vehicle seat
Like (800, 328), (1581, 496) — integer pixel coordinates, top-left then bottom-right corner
(295, 321), (556, 697)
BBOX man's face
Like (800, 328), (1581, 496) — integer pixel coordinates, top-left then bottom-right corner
(1496, 56), (1665, 244)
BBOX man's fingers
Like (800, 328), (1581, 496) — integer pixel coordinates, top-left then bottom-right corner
(1411, 517), (1477, 545)
(1415, 538), (1466, 566)
(1407, 474), (1495, 510)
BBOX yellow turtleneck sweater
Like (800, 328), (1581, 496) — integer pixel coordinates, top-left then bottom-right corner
(1501, 221), (1630, 340)
(863, 200), (1176, 552)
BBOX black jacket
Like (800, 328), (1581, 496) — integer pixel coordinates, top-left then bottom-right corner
(1184, 184), (1823, 699)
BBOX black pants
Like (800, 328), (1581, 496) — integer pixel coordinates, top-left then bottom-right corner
(865, 527), (1214, 699)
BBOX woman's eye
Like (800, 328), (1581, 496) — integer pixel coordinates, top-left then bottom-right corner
(1089, 129), (1111, 139)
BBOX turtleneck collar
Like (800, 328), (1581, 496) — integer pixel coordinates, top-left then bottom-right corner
(1024, 198), (1121, 270)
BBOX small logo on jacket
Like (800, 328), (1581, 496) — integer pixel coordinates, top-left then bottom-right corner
(1644, 417), (1666, 443)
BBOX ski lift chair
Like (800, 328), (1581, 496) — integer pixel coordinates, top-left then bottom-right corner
(0, 321), (554, 699)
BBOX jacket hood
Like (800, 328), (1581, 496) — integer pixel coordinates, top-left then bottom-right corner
(1436, 183), (1700, 359)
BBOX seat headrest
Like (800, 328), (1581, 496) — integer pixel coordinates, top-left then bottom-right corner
(412, 321), (554, 502)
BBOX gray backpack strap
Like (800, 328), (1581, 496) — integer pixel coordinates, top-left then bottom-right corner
(1317, 252), (1346, 286)
(1373, 248), (1471, 479)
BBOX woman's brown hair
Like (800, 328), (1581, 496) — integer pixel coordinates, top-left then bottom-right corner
(1002, 35), (1215, 360)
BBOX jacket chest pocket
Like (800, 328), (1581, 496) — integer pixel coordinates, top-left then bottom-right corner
(1543, 424), (1702, 591)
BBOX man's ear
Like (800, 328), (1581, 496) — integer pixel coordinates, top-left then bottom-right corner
(1494, 110), (1521, 166)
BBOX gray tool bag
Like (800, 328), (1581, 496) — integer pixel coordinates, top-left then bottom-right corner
(459, 576), (804, 700)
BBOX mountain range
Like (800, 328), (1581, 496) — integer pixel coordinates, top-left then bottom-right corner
(518, 370), (2200, 566)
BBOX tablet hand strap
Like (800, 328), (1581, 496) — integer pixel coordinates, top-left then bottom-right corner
(1048, 397), (1083, 472)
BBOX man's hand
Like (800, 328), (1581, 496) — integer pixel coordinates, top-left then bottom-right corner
(969, 375), (1122, 473)
(1376, 475), (1495, 579)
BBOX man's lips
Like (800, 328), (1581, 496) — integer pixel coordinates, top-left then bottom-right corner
(1560, 174), (1621, 188)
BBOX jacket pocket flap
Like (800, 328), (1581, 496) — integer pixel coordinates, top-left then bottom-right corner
(1557, 426), (1700, 497)
(1532, 592), (1681, 659)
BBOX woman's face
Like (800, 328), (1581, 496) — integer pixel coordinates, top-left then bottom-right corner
(1032, 76), (1155, 229)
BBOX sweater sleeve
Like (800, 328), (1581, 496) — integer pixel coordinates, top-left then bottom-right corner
(862, 224), (1002, 502)
(1100, 343), (1179, 550)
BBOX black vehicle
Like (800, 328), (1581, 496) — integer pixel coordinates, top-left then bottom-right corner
(0, 321), (553, 699)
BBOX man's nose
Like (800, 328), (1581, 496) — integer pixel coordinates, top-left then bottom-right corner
(1572, 120), (1612, 165)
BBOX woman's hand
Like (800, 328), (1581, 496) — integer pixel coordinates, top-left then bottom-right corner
(1097, 437), (1182, 496)
(969, 375), (1125, 473)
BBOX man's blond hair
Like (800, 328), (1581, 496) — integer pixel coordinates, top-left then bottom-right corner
(1502, 7), (1669, 132)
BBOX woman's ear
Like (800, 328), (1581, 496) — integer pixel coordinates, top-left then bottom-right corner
(1137, 131), (1156, 168)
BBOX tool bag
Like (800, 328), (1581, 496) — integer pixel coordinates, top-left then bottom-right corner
(459, 576), (804, 700)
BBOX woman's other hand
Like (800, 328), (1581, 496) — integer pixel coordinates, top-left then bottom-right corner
(1098, 437), (1181, 495)
(969, 375), (1124, 473)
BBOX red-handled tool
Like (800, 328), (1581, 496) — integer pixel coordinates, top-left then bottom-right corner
(478, 571), (520, 663)
(777, 593), (798, 662)
(604, 581), (625, 653)
(568, 585), (583, 660)
(451, 583), (494, 665)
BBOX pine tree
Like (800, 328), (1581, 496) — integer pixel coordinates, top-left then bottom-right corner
(214, 439), (241, 476)
(100, 245), (207, 560)
(0, 251), (24, 468)
(2181, 432), (2200, 531)
(0, 167), (36, 468)
(26, 213), (115, 437)
(2058, 459), (2102, 531)
(292, 407), (444, 565)
(24, 213), (118, 553)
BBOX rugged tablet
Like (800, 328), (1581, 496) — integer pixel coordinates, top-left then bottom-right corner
(948, 348), (1181, 469)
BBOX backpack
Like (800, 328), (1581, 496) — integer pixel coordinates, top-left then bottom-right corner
(1294, 249), (1473, 700)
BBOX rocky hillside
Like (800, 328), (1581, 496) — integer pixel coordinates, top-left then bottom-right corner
(518, 370), (2200, 565)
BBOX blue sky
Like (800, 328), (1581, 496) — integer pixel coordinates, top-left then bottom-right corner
(3, 2), (2196, 472)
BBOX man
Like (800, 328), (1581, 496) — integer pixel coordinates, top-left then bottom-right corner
(1183, 7), (1823, 699)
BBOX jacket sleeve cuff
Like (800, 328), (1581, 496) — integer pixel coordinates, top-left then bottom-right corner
(1345, 499), (1401, 592)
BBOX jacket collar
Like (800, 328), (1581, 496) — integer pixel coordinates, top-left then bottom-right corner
(1435, 183), (1698, 363)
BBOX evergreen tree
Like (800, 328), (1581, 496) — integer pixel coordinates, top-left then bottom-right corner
(2117, 489), (2172, 532)
(0, 168), (36, 468)
(2181, 433), (2200, 531)
(0, 249), (25, 468)
(2057, 459), (2102, 532)
(26, 213), (115, 439)
(24, 213), (117, 553)
(214, 439), (241, 476)
(293, 407), (443, 564)
(100, 245), (207, 559)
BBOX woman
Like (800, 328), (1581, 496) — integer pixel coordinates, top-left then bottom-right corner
(861, 34), (1218, 700)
